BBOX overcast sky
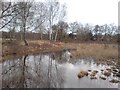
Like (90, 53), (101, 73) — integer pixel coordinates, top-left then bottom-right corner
(58, 0), (119, 25)
(9, 0), (119, 25)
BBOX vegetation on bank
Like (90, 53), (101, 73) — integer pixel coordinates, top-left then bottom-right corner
(2, 39), (118, 63)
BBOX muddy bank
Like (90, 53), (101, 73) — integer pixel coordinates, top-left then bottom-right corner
(2, 40), (67, 62)
(1, 40), (119, 64)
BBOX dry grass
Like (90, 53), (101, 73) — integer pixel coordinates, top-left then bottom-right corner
(65, 43), (118, 60)
(28, 40), (50, 45)
(0, 38), (2, 61)
(2, 40), (118, 62)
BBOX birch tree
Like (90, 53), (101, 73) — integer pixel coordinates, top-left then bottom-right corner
(46, 0), (66, 41)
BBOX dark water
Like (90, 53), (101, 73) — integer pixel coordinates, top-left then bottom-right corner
(1, 51), (120, 88)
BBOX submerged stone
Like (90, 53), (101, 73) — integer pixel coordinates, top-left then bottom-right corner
(93, 70), (98, 74)
(90, 76), (97, 80)
(103, 71), (111, 77)
(110, 79), (119, 83)
(106, 68), (111, 72)
(88, 70), (92, 72)
(116, 73), (120, 77)
(99, 76), (106, 80)
(90, 70), (98, 77)
(112, 69), (118, 72)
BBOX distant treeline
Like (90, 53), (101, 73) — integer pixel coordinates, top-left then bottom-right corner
(0, 1), (119, 44)
(1, 31), (119, 43)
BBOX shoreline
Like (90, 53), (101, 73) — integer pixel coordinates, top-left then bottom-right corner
(1, 40), (119, 63)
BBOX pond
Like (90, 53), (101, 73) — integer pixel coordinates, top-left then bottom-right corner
(1, 50), (120, 88)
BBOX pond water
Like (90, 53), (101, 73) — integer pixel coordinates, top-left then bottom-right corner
(1, 50), (120, 88)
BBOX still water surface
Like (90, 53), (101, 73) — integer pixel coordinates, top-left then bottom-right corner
(2, 51), (119, 88)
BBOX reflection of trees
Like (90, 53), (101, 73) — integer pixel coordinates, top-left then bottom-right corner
(47, 54), (64, 88)
(50, 51), (71, 64)
(20, 55), (27, 88)
(27, 55), (48, 88)
(47, 55), (52, 87)
(2, 55), (28, 88)
(50, 52), (63, 63)
(2, 53), (65, 88)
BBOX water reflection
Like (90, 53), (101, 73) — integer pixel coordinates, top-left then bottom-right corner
(2, 51), (119, 88)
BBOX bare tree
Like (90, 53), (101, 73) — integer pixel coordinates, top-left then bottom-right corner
(53, 4), (67, 41)
(69, 22), (81, 33)
(83, 23), (93, 40)
(52, 24), (58, 41)
(46, 0), (66, 41)
(0, 1), (19, 30)
(46, 0), (59, 40)
(32, 2), (47, 40)
(15, 1), (33, 45)
(55, 21), (68, 41)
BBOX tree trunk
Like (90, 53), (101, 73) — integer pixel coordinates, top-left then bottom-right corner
(21, 55), (27, 88)
(49, 33), (51, 41)
(54, 30), (58, 42)
(40, 33), (43, 40)
(51, 33), (53, 41)
(49, 29), (52, 41)
(23, 22), (28, 46)
(21, 32), (23, 41)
